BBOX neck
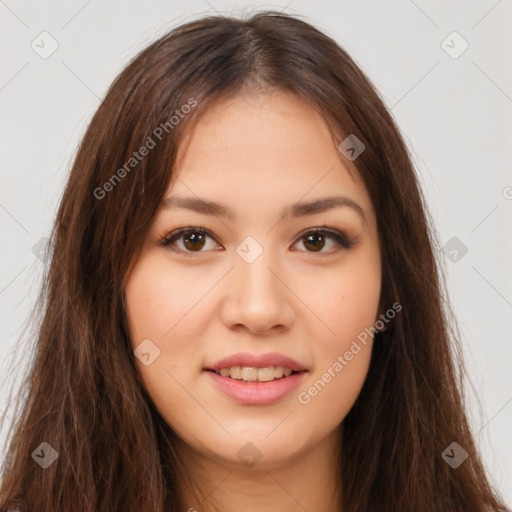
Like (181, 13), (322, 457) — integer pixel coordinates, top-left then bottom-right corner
(175, 428), (342, 512)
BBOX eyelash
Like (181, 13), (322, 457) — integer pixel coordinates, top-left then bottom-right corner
(158, 225), (356, 256)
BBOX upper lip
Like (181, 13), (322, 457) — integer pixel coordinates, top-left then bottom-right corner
(205, 352), (307, 372)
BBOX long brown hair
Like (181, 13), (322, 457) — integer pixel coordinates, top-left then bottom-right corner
(0, 10), (508, 512)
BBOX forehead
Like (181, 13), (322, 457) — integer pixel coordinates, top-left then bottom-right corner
(168, 91), (373, 221)
(176, 90), (342, 167)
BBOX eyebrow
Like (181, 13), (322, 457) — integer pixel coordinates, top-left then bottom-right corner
(161, 195), (366, 224)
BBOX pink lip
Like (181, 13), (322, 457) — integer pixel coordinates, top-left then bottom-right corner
(205, 352), (307, 372)
(205, 370), (307, 405)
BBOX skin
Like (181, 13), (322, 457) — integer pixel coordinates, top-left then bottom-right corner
(124, 90), (382, 512)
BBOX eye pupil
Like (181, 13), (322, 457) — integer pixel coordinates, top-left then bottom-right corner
(304, 233), (325, 252)
(184, 232), (206, 251)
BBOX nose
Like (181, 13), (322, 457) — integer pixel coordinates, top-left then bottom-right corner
(218, 248), (295, 335)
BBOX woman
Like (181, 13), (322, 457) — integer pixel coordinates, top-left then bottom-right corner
(0, 10), (508, 512)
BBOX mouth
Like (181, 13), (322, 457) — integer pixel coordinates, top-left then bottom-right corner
(206, 366), (307, 383)
(204, 367), (308, 405)
(203, 352), (308, 404)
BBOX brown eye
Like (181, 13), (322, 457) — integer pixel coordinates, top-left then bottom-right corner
(293, 228), (354, 253)
(303, 233), (325, 252)
(160, 227), (221, 255)
(182, 232), (206, 251)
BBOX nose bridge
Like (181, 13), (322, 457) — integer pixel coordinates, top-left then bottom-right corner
(220, 236), (294, 333)
(234, 240), (282, 304)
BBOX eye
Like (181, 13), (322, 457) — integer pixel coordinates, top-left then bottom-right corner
(159, 225), (355, 256)
(291, 227), (355, 253)
(159, 227), (222, 255)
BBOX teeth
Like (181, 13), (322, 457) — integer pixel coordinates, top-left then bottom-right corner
(241, 367), (258, 381)
(229, 366), (242, 379)
(257, 367), (275, 382)
(215, 365), (297, 382)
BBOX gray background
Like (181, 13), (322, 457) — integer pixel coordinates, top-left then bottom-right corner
(1, 0), (511, 503)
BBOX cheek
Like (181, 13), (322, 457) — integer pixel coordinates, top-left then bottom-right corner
(124, 254), (211, 343)
(124, 256), (209, 426)
(296, 286), (378, 422)
(295, 252), (380, 413)
(306, 251), (382, 346)
(124, 255), (201, 385)
(125, 258), (171, 341)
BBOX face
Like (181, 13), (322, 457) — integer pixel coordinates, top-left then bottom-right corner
(124, 90), (382, 471)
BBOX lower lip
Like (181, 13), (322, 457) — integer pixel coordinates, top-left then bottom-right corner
(205, 370), (307, 405)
